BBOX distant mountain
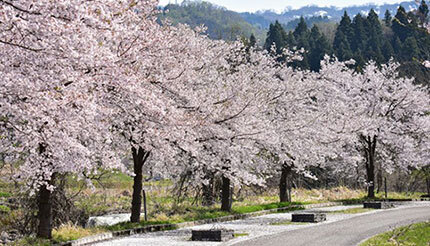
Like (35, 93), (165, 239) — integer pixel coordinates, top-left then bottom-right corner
(240, 1), (420, 29)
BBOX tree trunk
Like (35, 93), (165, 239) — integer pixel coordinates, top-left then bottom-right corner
(279, 164), (293, 203)
(384, 177), (388, 199)
(202, 175), (215, 206)
(364, 135), (377, 199)
(376, 167), (383, 194)
(142, 189), (148, 221)
(426, 176), (430, 197)
(221, 176), (232, 212)
(37, 180), (54, 238)
(130, 146), (150, 223)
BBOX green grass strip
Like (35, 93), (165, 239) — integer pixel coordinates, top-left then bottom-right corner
(361, 221), (430, 246)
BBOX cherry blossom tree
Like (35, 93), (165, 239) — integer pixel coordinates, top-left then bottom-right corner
(0, 0), (180, 237)
(318, 58), (430, 198)
(172, 46), (340, 206)
(262, 67), (342, 202)
(171, 44), (281, 211)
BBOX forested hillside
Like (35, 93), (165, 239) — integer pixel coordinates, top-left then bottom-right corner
(284, 16), (332, 30)
(159, 1), (266, 41)
(263, 2), (430, 85)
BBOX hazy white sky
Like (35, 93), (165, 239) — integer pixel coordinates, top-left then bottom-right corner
(158, 0), (408, 12)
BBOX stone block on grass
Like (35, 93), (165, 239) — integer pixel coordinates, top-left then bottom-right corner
(191, 229), (234, 242)
(363, 201), (394, 209)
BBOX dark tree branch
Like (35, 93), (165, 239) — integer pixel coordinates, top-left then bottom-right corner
(0, 0), (42, 15)
(0, 39), (43, 52)
(214, 101), (250, 124)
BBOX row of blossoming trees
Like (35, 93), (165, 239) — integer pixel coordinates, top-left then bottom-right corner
(1, 0), (429, 239)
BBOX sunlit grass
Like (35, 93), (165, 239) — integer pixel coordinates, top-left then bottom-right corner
(0, 191), (11, 198)
(8, 237), (51, 246)
(52, 223), (107, 242)
(360, 221), (430, 246)
(0, 204), (11, 213)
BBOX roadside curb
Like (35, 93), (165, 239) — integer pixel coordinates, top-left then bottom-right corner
(59, 202), (344, 246)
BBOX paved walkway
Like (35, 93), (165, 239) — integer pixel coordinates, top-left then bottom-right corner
(236, 204), (430, 246)
(92, 202), (430, 246)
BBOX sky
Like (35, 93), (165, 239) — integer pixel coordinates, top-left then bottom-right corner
(158, 0), (409, 13)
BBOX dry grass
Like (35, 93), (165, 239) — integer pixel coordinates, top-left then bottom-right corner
(234, 187), (366, 206)
(292, 187), (366, 202)
(52, 223), (107, 242)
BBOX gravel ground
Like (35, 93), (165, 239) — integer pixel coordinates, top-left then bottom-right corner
(92, 202), (430, 246)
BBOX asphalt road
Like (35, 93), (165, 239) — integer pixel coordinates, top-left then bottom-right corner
(233, 205), (430, 246)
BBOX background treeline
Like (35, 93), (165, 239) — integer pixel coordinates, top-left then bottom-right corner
(159, 1), (267, 41)
(158, 1), (336, 42)
(263, 1), (430, 85)
(240, 1), (421, 29)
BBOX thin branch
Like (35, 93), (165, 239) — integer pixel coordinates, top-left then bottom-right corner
(0, 0), (41, 15)
(214, 101), (250, 124)
(0, 39), (43, 52)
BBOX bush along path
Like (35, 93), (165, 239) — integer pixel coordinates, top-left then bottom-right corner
(60, 202), (343, 246)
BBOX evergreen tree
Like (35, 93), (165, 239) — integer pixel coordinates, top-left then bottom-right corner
(393, 36), (403, 57)
(289, 17), (311, 69)
(381, 40), (394, 62)
(284, 31), (296, 48)
(395, 6), (409, 24)
(351, 14), (368, 52)
(418, 0), (429, 25)
(264, 21), (287, 56)
(384, 10), (392, 26)
(367, 9), (383, 43)
(243, 34), (257, 54)
(366, 9), (384, 63)
(353, 50), (366, 72)
(309, 26), (332, 71)
(333, 30), (353, 61)
(392, 6), (411, 41)
(407, 11), (420, 28)
(249, 34), (257, 47)
(309, 25), (321, 50)
(309, 25), (321, 71)
(365, 41), (384, 64)
(294, 17), (309, 39)
(333, 12), (354, 61)
(293, 18), (310, 50)
(402, 36), (419, 60)
(338, 11), (354, 44)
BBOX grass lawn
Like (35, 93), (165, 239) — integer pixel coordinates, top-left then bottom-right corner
(360, 221), (430, 246)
